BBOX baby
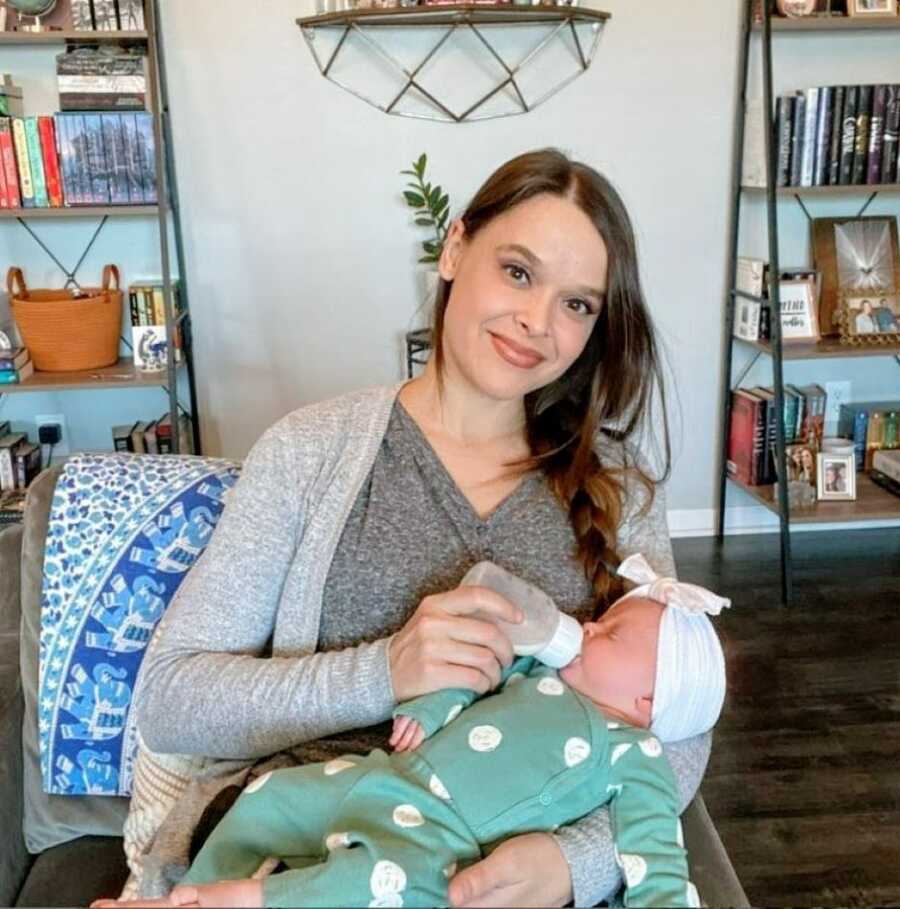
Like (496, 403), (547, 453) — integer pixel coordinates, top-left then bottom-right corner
(92, 554), (728, 909)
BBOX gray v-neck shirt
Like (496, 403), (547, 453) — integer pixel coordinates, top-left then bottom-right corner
(319, 399), (595, 650)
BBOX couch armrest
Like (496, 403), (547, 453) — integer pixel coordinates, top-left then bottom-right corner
(682, 793), (748, 908)
(0, 523), (31, 906)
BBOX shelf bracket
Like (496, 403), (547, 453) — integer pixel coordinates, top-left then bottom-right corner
(15, 216), (109, 291)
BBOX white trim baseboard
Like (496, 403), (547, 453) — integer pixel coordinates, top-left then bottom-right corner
(668, 506), (900, 538)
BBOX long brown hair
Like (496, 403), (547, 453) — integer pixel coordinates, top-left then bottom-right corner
(431, 148), (672, 614)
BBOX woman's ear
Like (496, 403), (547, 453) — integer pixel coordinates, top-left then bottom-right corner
(438, 218), (466, 283)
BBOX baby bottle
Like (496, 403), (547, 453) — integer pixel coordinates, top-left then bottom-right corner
(461, 561), (583, 668)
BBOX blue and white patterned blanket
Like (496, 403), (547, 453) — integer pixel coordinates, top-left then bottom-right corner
(39, 453), (241, 797)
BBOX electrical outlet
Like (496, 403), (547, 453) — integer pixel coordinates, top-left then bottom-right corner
(824, 381), (851, 435)
(34, 413), (69, 458)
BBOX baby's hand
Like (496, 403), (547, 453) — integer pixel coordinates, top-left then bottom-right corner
(390, 715), (426, 752)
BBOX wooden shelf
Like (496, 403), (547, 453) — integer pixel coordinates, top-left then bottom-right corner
(736, 335), (900, 360)
(0, 205), (159, 219)
(729, 472), (900, 524)
(743, 183), (900, 197)
(758, 15), (900, 32)
(0, 359), (183, 394)
(298, 4), (610, 27)
(0, 29), (148, 44)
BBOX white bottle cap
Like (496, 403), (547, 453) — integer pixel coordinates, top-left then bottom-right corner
(534, 612), (583, 668)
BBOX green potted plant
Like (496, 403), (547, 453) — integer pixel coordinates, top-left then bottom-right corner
(401, 153), (451, 326)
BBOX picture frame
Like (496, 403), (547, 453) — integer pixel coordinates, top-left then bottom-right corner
(812, 216), (900, 337)
(778, 277), (820, 342)
(847, 0), (899, 16)
(786, 443), (818, 487)
(816, 453), (857, 501)
(838, 289), (900, 345)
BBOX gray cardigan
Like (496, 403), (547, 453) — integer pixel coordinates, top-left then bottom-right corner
(130, 380), (708, 906)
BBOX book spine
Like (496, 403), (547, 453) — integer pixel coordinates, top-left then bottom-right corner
(776, 96), (793, 188)
(882, 85), (900, 185)
(867, 84), (888, 185)
(134, 112), (156, 203)
(852, 85), (873, 185)
(764, 397), (777, 485)
(0, 447), (15, 492)
(70, 115), (91, 205)
(55, 115), (76, 205)
(800, 87), (819, 187)
(12, 118), (34, 208)
(784, 393), (798, 445)
(38, 116), (63, 207)
(83, 113), (110, 204)
(121, 113), (143, 202)
(71, 0), (95, 30)
(839, 85), (859, 185)
(790, 93), (805, 187)
(0, 119), (20, 208)
(828, 85), (845, 185)
(102, 113), (130, 204)
(0, 144), (6, 208)
(814, 86), (833, 187)
(24, 117), (48, 208)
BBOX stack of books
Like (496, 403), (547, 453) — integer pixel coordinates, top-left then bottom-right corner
(837, 400), (900, 472)
(0, 347), (34, 385)
(0, 111), (156, 209)
(744, 84), (900, 189)
(0, 489), (28, 527)
(727, 384), (827, 487)
(0, 422), (42, 493)
(111, 412), (193, 455)
(129, 281), (185, 371)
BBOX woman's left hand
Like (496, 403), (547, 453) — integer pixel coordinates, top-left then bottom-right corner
(448, 832), (573, 908)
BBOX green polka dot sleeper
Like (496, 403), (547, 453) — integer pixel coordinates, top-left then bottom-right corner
(182, 657), (700, 908)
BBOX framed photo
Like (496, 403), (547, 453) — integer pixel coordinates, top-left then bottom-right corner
(786, 443), (817, 486)
(847, 0), (899, 16)
(842, 291), (900, 338)
(811, 216), (900, 336)
(816, 453), (857, 501)
(777, 278), (820, 341)
(734, 298), (762, 342)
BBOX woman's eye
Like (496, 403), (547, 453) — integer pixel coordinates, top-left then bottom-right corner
(567, 299), (594, 316)
(504, 264), (530, 284)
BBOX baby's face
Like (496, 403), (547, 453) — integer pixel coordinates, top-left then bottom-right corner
(559, 596), (663, 728)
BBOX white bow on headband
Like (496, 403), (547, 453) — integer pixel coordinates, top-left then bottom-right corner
(616, 553), (731, 616)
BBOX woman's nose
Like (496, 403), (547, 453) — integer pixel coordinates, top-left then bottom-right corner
(514, 293), (553, 336)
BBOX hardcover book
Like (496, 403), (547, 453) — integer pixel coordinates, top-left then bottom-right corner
(134, 112), (156, 202)
(797, 383), (826, 449)
(12, 118), (34, 208)
(851, 85), (873, 185)
(70, 0), (95, 30)
(38, 116), (63, 207)
(828, 85), (845, 186)
(102, 113), (130, 204)
(24, 117), (49, 208)
(776, 95), (794, 188)
(790, 92), (806, 188)
(117, 0), (146, 30)
(867, 85), (888, 186)
(882, 85), (900, 185)
(813, 86), (833, 187)
(0, 119), (20, 208)
(728, 389), (765, 487)
(839, 85), (859, 186)
(0, 433), (27, 493)
(800, 87), (819, 188)
(83, 113), (110, 204)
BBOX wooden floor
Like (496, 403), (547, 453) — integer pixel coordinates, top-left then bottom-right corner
(672, 529), (900, 908)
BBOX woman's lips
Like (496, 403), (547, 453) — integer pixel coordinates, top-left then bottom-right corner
(489, 333), (545, 369)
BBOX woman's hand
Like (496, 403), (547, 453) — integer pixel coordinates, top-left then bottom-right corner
(389, 585), (522, 703)
(448, 832), (573, 908)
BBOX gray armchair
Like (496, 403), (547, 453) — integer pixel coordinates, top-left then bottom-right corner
(0, 461), (748, 907)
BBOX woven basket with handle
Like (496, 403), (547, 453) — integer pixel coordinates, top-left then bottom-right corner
(7, 265), (123, 372)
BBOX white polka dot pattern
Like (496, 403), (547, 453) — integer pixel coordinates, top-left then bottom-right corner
(610, 743), (632, 765)
(429, 774), (451, 800)
(392, 804), (425, 828)
(606, 783), (623, 796)
(537, 677), (565, 696)
(443, 862), (457, 879)
(676, 818), (684, 849)
(564, 737), (591, 767)
(686, 881), (701, 908)
(607, 721), (621, 729)
(325, 832), (351, 851)
(244, 771), (272, 794)
(620, 853), (648, 888)
(369, 896), (403, 908)
(443, 704), (463, 726)
(370, 860), (407, 898)
(324, 758), (356, 776)
(468, 725), (503, 752)
(638, 737), (662, 758)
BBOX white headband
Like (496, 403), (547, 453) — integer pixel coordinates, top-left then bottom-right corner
(615, 554), (729, 743)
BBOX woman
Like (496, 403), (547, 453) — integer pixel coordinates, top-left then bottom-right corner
(124, 148), (709, 908)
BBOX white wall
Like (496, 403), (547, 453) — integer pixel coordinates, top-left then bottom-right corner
(2, 0), (899, 533)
